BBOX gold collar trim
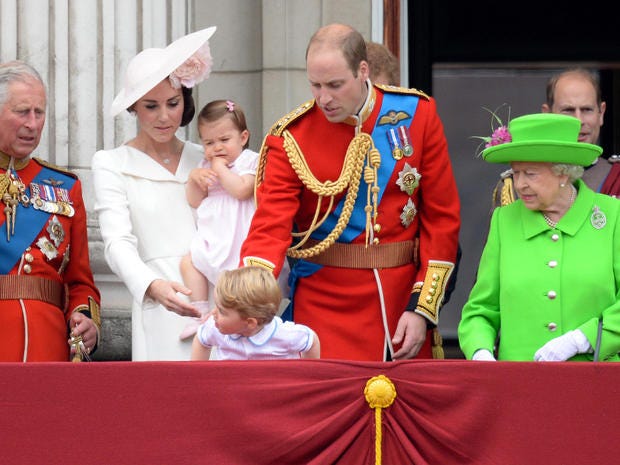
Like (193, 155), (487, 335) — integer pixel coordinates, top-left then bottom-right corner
(0, 151), (30, 170)
(343, 80), (376, 127)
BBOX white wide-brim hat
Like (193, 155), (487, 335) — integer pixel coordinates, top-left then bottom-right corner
(110, 26), (216, 117)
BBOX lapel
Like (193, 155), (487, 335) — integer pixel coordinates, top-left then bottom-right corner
(521, 179), (594, 239)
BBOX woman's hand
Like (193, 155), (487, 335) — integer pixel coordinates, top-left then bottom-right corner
(146, 279), (201, 317)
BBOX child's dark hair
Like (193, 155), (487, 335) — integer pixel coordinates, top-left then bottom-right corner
(197, 99), (250, 149)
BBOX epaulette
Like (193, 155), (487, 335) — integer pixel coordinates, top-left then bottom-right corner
(269, 100), (315, 137)
(375, 83), (430, 100)
(34, 157), (78, 179)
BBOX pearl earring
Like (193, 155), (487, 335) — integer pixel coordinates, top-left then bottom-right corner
(560, 183), (565, 188)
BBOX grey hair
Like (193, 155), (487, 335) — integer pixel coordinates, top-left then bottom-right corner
(551, 163), (584, 183)
(0, 60), (46, 107)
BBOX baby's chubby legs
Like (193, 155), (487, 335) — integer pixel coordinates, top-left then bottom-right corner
(179, 254), (213, 340)
(180, 253), (210, 302)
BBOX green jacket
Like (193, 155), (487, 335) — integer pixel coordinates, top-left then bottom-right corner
(459, 180), (620, 361)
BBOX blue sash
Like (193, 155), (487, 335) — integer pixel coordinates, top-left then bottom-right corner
(312, 92), (419, 242)
(0, 166), (75, 274)
(285, 93), (420, 320)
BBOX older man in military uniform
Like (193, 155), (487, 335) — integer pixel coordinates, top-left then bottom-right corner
(0, 60), (100, 362)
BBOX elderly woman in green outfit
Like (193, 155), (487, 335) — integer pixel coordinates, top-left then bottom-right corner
(458, 113), (620, 362)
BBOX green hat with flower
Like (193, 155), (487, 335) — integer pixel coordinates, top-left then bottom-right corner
(482, 113), (602, 166)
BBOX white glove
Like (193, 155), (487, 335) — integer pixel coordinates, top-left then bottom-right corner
(534, 329), (592, 362)
(472, 349), (496, 361)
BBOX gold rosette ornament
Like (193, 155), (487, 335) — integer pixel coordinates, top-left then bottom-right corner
(364, 375), (397, 465)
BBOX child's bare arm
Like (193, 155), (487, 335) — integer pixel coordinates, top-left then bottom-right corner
(301, 331), (321, 359)
(210, 157), (255, 200)
(191, 334), (212, 360)
(186, 167), (209, 208)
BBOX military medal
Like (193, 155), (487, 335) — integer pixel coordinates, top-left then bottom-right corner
(398, 126), (413, 157)
(30, 181), (74, 217)
(47, 215), (65, 247)
(387, 128), (403, 160)
(396, 163), (421, 196)
(36, 236), (58, 260)
(400, 198), (417, 227)
(591, 205), (606, 229)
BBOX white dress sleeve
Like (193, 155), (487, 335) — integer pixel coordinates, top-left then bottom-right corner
(92, 149), (159, 303)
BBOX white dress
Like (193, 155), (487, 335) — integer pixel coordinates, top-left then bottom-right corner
(190, 149), (258, 285)
(92, 142), (203, 361)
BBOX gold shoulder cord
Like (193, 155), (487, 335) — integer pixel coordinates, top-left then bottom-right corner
(285, 131), (372, 259)
(255, 101), (381, 259)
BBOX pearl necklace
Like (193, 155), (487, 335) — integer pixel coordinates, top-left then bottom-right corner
(542, 184), (576, 228)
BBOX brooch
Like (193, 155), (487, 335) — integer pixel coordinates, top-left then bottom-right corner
(591, 205), (606, 230)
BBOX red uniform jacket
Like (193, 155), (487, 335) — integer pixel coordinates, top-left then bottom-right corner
(0, 156), (100, 361)
(240, 85), (460, 360)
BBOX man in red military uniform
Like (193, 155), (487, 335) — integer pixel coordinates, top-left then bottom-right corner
(240, 24), (460, 361)
(0, 60), (100, 362)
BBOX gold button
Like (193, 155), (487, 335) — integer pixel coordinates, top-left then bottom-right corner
(23, 264), (32, 274)
(372, 237), (380, 245)
(425, 295), (433, 303)
(373, 223), (381, 233)
(24, 253), (34, 263)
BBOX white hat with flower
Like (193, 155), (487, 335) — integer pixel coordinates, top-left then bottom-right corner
(110, 26), (216, 117)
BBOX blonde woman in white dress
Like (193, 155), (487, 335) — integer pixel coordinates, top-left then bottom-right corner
(92, 27), (216, 360)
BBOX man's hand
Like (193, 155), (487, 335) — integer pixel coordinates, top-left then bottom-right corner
(68, 312), (99, 357)
(391, 311), (427, 360)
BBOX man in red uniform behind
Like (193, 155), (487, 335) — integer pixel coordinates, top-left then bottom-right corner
(0, 60), (100, 361)
(240, 24), (460, 361)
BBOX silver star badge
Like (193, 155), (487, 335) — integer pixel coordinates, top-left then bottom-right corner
(46, 215), (65, 247)
(396, 163), (421, 196)
(400, 198), (417, 227)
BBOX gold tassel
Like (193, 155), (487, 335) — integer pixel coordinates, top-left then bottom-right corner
(501, 176), (516, 206)
(365, 375), (397, 465)
(431, 328), (444, 359)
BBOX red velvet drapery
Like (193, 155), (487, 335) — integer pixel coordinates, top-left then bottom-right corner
(1, 359), (618, 464)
